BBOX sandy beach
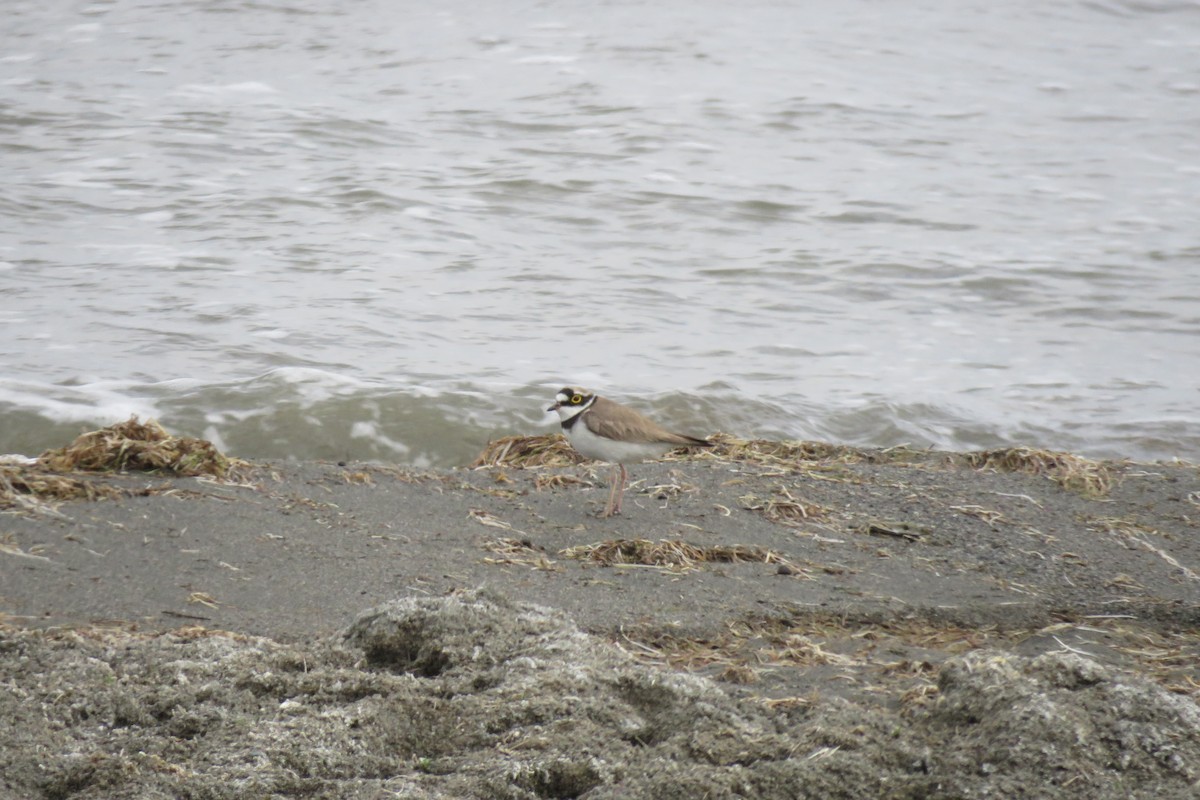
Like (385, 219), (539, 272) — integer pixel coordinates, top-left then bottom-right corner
(2, 430), (1198, 798)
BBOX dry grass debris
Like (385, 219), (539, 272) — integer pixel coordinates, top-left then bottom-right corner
(1088, 515), (1200, 582)
(0, 532), (55, 563)
(949, 505), (1009, 527)
(38, 416), (239, 478)
(342, 470), (375, 485)
(739, 486), (829, 525)
(472, 432), (920, 473)
(470, 434), (583, 468)
(2, 418), (244, 511)
(480, 537), (559, 571)
(615, 612), (1200, 707)
(967, 447), (1114, 496)
(699, 434), (869, 466)
(0, 466), (124, 510)
(534, 472), (589, 491)
(560, 538), (787, 572)
(613, 614), (1017, 708)
(1109, 626), (1200, 696)
(468, 508), (527, 537)
(859, 521), (926, 542)
(693, 433), (925, 470)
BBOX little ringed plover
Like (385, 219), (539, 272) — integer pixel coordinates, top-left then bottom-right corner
(547, 387), (712, 517)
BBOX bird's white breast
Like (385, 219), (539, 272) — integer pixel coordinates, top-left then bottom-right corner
(564, 414), (674, 464)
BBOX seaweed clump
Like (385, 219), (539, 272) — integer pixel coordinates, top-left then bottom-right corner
(700, 433), (869, 465)
(967, 447), (1114, 497)
(38, 416), (237, 479)
(0, 468), (124, 509)
(471, 434), (584, 469)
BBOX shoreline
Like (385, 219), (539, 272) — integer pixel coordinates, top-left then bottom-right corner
(3, 438), (1199, 676)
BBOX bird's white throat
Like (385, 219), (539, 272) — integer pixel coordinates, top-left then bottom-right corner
(552, 393), (595, 424)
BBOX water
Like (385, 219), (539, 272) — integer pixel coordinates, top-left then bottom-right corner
(2, 0), (1198, 467)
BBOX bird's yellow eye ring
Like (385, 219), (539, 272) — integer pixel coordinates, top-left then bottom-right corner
(571, 394), (583, 404)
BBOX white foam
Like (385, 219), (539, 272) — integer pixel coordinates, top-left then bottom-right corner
(201, 425), (230, 453)
(349, 420), (411, 456)
(249, 368), (378, 406)
(0, 379), (160, 425)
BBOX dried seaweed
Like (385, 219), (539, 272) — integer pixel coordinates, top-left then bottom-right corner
(560, 538), (786, 572)
(38, 416), (239, 478)
(0, 466), (124, 509)
(701, 434), (870, 465)
(739, 486), (829, 525)
(967, 447), (1114, 497)
(470, 434), (584, 468)
(2, 418), (244, 511)
(471, 432), (919, 473)
(480, 537), (559, 571)
(533, 472), (588, 491)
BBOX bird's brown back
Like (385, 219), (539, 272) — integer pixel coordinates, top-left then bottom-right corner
(584, 396), (711, 447)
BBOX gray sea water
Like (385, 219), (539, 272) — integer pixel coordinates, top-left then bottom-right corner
(2, 0), (1198, 467)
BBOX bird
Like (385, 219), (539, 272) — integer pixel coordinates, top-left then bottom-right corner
(547, 387), (712, 517)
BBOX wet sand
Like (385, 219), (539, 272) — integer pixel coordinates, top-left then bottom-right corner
(2, 445), (1199, 798)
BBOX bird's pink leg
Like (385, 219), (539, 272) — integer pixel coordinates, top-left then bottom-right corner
(600, 463), (627, 518)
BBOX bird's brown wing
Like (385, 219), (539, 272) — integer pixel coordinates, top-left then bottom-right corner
(584, 396), (711, 447)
